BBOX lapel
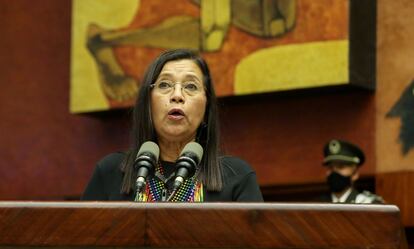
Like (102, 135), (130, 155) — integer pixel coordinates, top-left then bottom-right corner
(344, 188), (360, 203)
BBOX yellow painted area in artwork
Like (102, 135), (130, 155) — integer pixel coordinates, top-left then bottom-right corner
(234, 40), (349, 95)
(201, 0), (230, 51)
(70, 0), (139, 113)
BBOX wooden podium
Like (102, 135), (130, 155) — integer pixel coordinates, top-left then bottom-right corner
(0, 202), (405, 249)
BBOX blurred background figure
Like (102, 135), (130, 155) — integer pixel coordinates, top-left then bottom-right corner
(321, 139), (384, 204)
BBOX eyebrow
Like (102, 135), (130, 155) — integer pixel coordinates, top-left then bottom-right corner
(157, 73), (202, 82)
(183, 74), (202, 82)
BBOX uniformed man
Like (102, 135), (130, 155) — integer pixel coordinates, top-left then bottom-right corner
(322, 139), (384, 204)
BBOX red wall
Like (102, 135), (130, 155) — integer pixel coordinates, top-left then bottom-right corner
(0, 0), (131, 199)
(220, 90), (375, 186)
(0, 0), (375, 199)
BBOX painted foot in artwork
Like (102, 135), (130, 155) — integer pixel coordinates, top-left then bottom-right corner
(86, 23), (138, 102)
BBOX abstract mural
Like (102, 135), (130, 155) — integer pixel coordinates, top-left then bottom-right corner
(70, 0), (375, 113)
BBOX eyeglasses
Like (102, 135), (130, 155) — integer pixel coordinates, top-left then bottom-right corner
(150, 81), (204, 96)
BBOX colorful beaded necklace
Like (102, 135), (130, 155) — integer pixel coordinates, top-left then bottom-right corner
(135, 162), (204, 202)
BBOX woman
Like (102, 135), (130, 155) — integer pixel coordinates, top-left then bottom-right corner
(82, 49), (263, 202)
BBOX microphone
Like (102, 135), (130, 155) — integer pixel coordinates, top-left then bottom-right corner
(134, 141), (159, 193)
(172, 142), (203, 191)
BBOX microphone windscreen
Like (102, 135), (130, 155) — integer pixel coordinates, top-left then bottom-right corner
(181, 142), (203, 162)
(137, 141), (160, 159)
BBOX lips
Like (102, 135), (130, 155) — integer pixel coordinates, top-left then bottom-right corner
(167, 108), (185, 120)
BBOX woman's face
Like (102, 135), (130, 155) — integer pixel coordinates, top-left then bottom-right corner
(151, 59), (207, 143)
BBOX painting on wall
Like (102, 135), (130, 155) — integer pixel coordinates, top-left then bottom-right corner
(386, 80), (414, 156)
(70, 0), (376, 113)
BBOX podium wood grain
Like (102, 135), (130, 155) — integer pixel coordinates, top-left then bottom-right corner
(0, 202), (403, 248)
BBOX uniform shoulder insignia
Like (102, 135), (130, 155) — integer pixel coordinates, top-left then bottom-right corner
(356, 191), (385, 204)
(362, 190), (374, 196)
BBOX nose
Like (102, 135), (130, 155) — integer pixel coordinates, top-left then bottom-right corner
(170, 83), (185, 104)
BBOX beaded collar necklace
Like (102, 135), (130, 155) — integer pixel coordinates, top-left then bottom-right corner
(135, 162), (203, 202)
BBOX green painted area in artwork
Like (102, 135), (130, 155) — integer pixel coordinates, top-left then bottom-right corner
(70, 0), (139, 113)
(234, 40), (349, 95)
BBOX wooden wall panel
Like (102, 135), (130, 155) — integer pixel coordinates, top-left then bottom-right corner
(376, 0), (414, 173)
(375, 0), (414, 227)
(377, 172), (414, 226)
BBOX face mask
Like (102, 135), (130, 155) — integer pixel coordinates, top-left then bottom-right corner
(327, 171), (352, 193)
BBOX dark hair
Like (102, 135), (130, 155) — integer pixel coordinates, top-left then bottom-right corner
(120, 49), (223, 194)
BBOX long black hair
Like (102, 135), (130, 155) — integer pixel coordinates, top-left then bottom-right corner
(120, 49), (223, 194)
